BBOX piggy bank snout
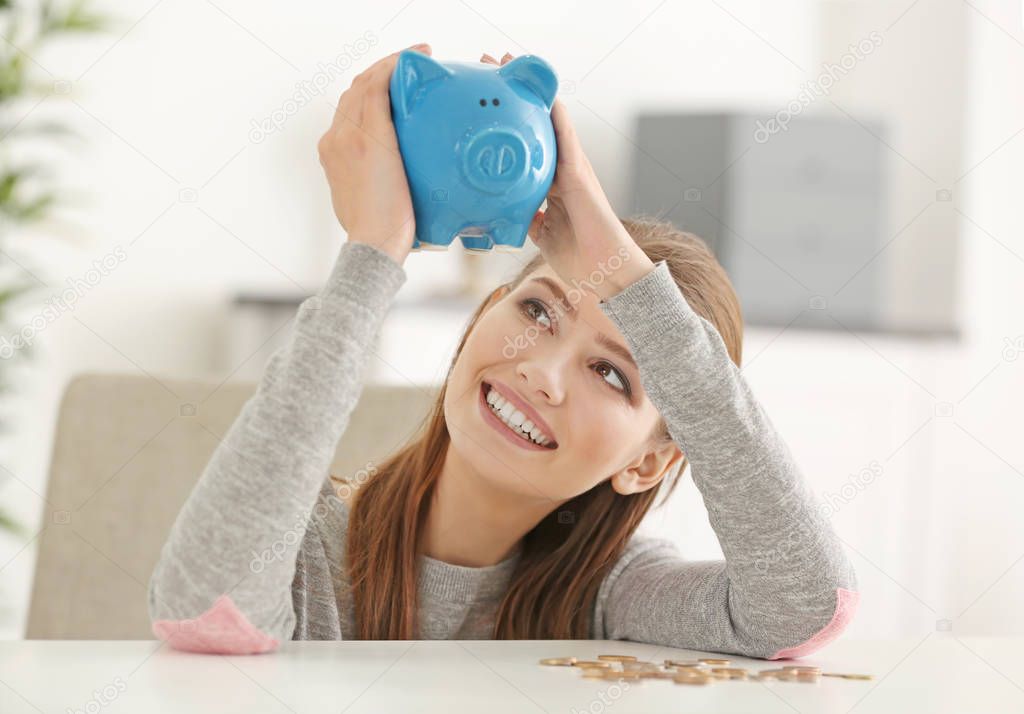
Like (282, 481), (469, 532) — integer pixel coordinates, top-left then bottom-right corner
(460, 128), (531, 194)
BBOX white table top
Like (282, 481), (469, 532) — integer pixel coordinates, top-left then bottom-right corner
(2, 636), (1021, 713)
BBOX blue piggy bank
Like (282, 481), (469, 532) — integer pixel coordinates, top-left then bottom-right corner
(388, 50), (558, 253)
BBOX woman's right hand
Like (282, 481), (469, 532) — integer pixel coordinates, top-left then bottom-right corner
(317, 42), (431, 267)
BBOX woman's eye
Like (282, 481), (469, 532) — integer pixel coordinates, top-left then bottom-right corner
(520, 298), (552, 330)
(518, 298), (631, 398)
(594, 362), (628, 394)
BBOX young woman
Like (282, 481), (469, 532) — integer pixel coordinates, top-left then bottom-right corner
(147, 43), (859, 657)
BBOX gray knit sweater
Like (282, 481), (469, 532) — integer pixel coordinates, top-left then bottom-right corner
(147, 239), (859, 658)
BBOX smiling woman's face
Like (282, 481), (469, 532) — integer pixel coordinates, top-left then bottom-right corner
(443, 262), (677, 504)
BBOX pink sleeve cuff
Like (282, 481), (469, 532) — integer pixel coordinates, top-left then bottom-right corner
(152, 594), (280, 655)
(767, 587), (860, 660)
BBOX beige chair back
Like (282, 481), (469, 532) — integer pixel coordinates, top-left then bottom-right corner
(25, 372), (437, 639)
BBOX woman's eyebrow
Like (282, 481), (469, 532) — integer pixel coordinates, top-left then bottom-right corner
(529, 277), (638, 372)
(529, 277), (577, 321)
(595, 333), (638, 371)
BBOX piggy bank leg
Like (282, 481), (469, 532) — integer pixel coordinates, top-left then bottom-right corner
(460, 234), (494, 253)
(491, 223), (528, 253)
(411, 236), (422, 252)
(420, 222), (454, 251)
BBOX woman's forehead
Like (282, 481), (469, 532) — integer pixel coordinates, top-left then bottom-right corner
(520, 267), (634, 358)
(522, 265), (602, 312)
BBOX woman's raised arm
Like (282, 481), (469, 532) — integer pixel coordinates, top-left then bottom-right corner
(592, 260), (859, 659)
(147, 43), (427, 653)
(147, 240), (406, 653)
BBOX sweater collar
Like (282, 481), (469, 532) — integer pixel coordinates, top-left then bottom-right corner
(417, 544), (523, 604)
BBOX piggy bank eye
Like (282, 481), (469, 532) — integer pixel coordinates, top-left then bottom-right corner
(492, 98), (500, 106)
(479, 98), (487, 107)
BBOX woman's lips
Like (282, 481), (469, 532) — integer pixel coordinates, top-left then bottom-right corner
(478, 382), (556, 451)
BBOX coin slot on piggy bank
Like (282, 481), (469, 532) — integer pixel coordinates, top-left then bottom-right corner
(389, 50), (558, 253)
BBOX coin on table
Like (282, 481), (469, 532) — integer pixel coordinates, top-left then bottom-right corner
(579, 667), (609, 679)
(783, 665), (822, 674)
(756, 668), (792, 680)
(793, 672), (821, 683)
(711, 667), (749, 679)
(665, 659), (705, 668)
(539, 657), (577, 666)
(640, 671), (677, 680)
(676, 669), (714, 678)
(607, 670), (644, 681)
(572, 660), (611, 668)
(621, 661), (659, 671)
(598, 654), (637, 663)
(699, 658), (731, 665)
(823, 672), (874, 680)
(674, 672), (714, 685)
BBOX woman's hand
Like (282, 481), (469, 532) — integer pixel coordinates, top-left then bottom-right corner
(480, 52), (656, 301)
(318, 43), (432, 267)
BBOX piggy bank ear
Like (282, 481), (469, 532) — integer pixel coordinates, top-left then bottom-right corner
(497, 55), (558, 112)
(391, 49), (453, 119)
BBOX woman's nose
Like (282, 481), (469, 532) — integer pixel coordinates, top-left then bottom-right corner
(516, 362), (565, 405)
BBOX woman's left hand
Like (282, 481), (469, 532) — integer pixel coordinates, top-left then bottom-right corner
(480, 52), (656, 301)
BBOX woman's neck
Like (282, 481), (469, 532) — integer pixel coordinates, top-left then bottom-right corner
(420, 443), (558, 568)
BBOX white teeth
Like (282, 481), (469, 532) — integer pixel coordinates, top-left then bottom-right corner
(485, 386), (552, 447)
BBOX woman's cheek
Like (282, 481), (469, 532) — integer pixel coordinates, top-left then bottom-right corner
(587, 418), (630, 468)
(490, 320), (513, 360)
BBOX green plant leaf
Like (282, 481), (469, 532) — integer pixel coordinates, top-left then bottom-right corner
(0, 281), (40, 316)
(0, 506), (28, 538)
(0, 165), (56, 203)
(41, 0), (108, 35)
(0, 120), (81, 142)
(8, 192), (57, 221)
(0, 54), (28, 101)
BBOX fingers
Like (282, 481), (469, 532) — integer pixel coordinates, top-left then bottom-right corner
(480, 52), (514, 65)
(528, 201), (568, 246)
(366, 42), (430, 82)
(335, 43), (431, 129)
(549, 97), (581, 166)
(528, 209), (545, 239)
(364, 43), (431, 131)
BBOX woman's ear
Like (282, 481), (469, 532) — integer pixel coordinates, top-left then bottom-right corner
(609, 441), (685, 496)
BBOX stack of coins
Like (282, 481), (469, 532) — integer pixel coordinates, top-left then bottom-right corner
(539, 654), (873, 685)
(710, 667), (750, 680)
(756, 665), (828, 683)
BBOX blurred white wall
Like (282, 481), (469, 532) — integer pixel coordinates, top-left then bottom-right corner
(1, 0), (1022, 648)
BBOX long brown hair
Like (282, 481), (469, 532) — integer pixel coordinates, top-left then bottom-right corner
(342, 215), (744, 639)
